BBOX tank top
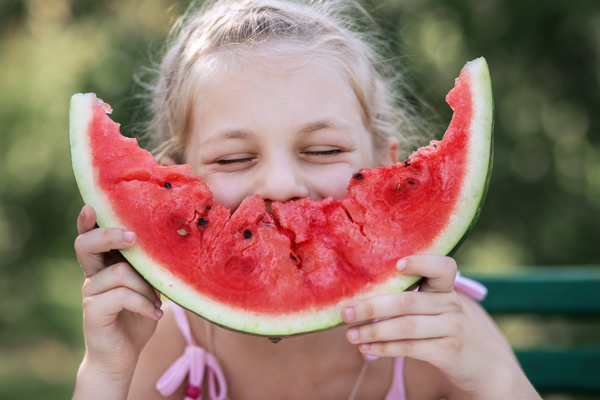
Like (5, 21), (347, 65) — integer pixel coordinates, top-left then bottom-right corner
(156, 273), (487, 400)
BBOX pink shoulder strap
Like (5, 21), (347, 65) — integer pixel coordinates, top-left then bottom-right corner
(384, 357), (407, 400)
(454, 272), (487, 301)
(156, 303), (228, 400)
(157, 274), (485, 400)
(382, 272), (487, 400)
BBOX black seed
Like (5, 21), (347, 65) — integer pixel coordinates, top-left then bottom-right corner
(206, 206), (211, 210)
(404, 161), (411, 167)
(244, 230), (252, 239)
(408, 181), (415, 185)
(352, 172), (364, 180)
(291, 256), (297, 261)
(164, 182), (172, 189)
(198, 217), (208, 228)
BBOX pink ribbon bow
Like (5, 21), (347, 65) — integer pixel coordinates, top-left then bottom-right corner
(156, 344), (227, 400)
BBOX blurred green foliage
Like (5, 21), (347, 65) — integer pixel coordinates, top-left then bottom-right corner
(0, 0), (599, 399)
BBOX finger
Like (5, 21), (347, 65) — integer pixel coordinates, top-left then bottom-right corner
(77, 205), (97, 235)
(356, 337), (457, 361)
(343, 291), (457, 323)
(75, 227), (137, 278)
(83, 262), (160, 306)
(75, 205), (134, 271)
(397, 255), (456, 293)
(346, 313), (453, 344)
(84, 286), (163, 325)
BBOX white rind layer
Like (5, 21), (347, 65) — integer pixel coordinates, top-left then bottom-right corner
(426, 57), (493, 255)
(69, 57), (492, 336)
(70, 96), (127, 232)
(69, 94), (421, 336)
(130, 242), (420, 335)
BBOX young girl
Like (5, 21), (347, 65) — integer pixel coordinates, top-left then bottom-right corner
(72, 1), (541, 399)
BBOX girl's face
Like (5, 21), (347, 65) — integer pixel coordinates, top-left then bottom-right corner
(185, 61), (398, 211)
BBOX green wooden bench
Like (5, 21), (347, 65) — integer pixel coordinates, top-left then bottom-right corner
(465, 267), (600, 394)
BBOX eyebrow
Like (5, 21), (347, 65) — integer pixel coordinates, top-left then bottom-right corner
(200, 118), (352, 146)
(199, 128), (256, 146)
(298, 120), (337, 135)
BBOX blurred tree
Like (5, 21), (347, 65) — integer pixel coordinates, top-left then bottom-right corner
(0, 0), (599, 399)
(0, 0), (180, 397)
(367, 0), (600, 270)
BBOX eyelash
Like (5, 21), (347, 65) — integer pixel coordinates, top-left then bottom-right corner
(302, 149), (343, 156)
(215, 157), (256, 165)
(215, 149), (343, 165)
(215, 158), (254, 165)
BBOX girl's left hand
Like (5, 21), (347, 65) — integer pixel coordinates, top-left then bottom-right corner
(342, 255), (540, 399)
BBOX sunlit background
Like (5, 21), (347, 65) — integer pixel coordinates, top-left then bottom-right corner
(0, 0), (599, 398)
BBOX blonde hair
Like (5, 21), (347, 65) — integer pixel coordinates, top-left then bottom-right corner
(146, 0), (430, 163)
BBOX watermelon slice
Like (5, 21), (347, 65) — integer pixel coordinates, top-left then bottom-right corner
(69, 57), (493, 336)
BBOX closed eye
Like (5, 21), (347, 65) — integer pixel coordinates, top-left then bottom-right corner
(215, 157), (256, 165)
(302, 149), (344, 156)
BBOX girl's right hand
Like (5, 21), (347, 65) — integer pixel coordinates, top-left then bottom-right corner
(74, 204), (163, 382)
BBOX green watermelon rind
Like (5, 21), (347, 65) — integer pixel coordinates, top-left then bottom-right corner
(69, 95), (422, 336)
(69, 57), (492, 337)
(425, 58), (493, 257)
(131, 244), (421, 336)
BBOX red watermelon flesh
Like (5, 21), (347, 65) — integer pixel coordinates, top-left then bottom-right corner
(70, 57), (493, 336)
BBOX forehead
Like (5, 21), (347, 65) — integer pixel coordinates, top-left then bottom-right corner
(189, 53), (368, 139)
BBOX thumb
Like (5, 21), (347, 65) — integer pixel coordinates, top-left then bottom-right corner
(397, 255), (457, 293)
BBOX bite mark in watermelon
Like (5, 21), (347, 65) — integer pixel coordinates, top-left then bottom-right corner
(69, 57), (493, 336)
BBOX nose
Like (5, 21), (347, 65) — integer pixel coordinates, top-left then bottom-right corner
(254, 157), (310, 203)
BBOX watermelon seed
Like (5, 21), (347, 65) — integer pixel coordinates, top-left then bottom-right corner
(352, 172), (364, 180)
(404, 161), (411, 167)
(177, 229), (187, 236)
(198, 217), (208, 228)
(397, 184), (401, 191)
(408, 181), (415, 185)
(244, 230), (252, 239)
(164, 182), (172, 189)
(206, 206), (211, 210)
(268, 338), (282, 344)
(291, 256), (297, 261)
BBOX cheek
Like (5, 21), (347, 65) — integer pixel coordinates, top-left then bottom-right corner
(200, 174), (250, 211)
(310, 165), (358, 201)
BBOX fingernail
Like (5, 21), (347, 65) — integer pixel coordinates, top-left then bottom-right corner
(124, 231), (135, 243)
(359, 343), (370, 351)
(155, 299), (162, 308)
(347, 328), (359, 341)
(397, 259), (407, 271)
(155, 308), (163, 318)
(343, 307), (356, 322)
(80, 207), (86, 219)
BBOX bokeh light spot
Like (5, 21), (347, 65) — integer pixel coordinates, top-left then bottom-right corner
(509, 138), (551, 182)
(542, 101), (589, 141)
(28, 339), (76, 384)
(6, 137), (53, 194)
(0, 205), (31, 263)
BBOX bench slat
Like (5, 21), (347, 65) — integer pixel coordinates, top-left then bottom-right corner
(517, 348), (600, 391)
(465, 267), (600, 392)
(466, 267), (600, 315)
